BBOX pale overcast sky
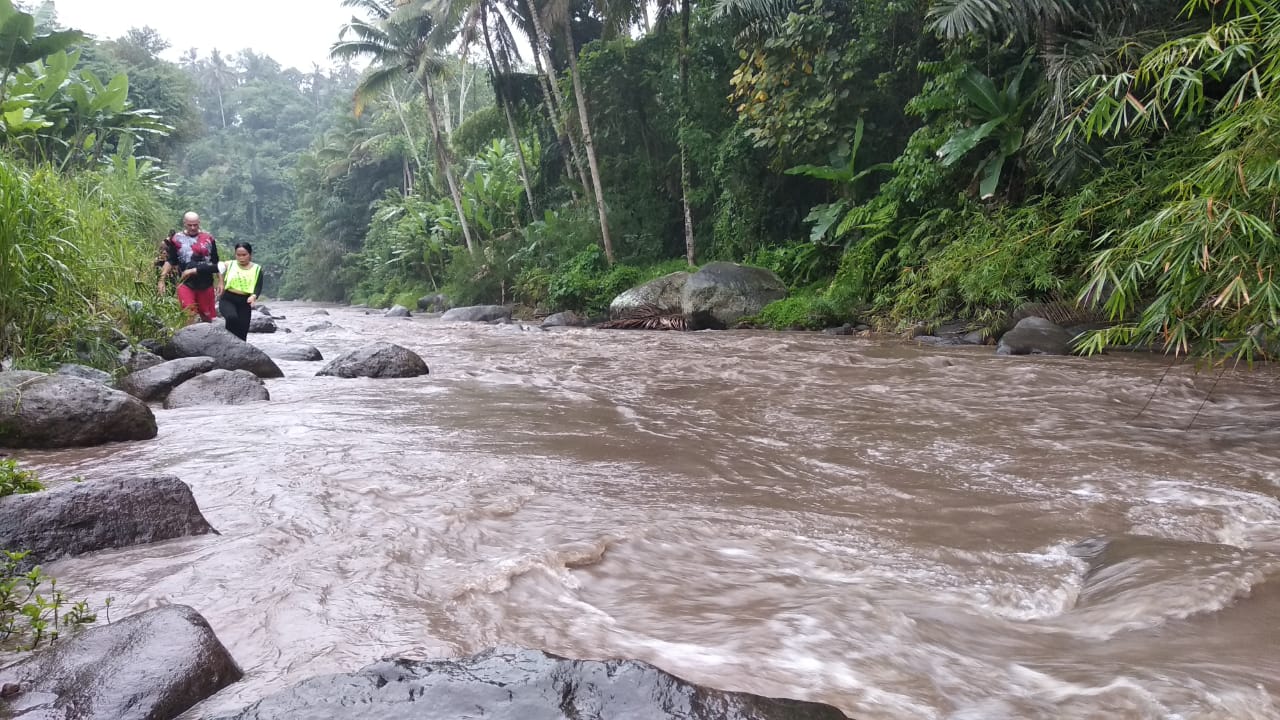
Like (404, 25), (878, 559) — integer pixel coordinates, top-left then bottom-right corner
(49, 0), (356, 71)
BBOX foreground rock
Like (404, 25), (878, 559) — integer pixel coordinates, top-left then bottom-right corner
(440, 305), (512, 323)
(0, 605), (242, 720)
(681, 262), (788, 330)
(609, 271), (690, 318)
(0, 371), (156, 448)
(0, 475), (215, 565)
(249, 312), (278, 333)
(165, 369), (270, 409)
(0, 474), (213, 563)
(162, 323), (283, 378)
(316, 342), (429, 379)
(217, 646), (848, 720)
(996, 317), (1078, 356)
(119, 356), (217, 402)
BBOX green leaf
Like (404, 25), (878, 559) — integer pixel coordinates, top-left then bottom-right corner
(978, 152), (1006, 199)
(936, 118), (1003, 165)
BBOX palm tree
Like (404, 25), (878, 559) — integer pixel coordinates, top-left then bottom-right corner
(203, 49), (235, 129)
(416, 0), (538, 211)
(332, 0), (477, 255)
(540, 0), (616, 263)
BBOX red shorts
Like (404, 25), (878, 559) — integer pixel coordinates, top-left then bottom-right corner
(177, 284), (217, 322)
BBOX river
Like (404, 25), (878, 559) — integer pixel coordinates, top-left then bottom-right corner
(13, 302), (1280, 719)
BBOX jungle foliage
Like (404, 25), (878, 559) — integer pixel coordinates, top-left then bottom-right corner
(4, 0), (1278, 367)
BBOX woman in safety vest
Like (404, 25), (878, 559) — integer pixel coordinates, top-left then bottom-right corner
(218, 242), (263, 341)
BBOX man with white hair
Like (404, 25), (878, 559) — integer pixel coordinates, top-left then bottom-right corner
(158, 212), (222, 322)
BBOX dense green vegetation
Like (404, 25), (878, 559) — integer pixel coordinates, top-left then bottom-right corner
(2, 0), (1279, 365)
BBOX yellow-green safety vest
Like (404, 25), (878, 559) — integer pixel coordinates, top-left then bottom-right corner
(221, 261), (261, 295)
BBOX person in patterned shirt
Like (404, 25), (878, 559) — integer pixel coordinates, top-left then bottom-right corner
(158, 212), (223, 322)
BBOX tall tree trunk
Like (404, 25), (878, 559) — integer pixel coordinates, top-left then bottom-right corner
(421, 78), (475, 256)
(527, 0), (590, 191)
(526, 33), (580, 201)
(388, 84), (423, 184)
(678, 0), (696, 266)
(562, 22), (614, 264)
(457, 59), (471, 129)
(439, 80), (454, 136)
(480, 3), (537, 212)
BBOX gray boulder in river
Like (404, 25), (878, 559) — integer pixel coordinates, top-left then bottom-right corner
(680, 262), (788, 330)
(0, 475), (216, 566)
(0, 371), (156, 448)
(316, 342), (429, 379)
(162, 323), (283, 378)
(0, 605), (242, 720)
(440, 304), (511, 323)
(214, 646), (849, 720)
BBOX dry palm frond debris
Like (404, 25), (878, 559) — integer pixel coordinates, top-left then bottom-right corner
(597, 303), (689, 331)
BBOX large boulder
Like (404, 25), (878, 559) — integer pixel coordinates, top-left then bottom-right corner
(164, 369), (270, 409)
(0, 371), (156, 449)
(0, 475), (215, 565)
(118, 356), (217, 402)
(316, 342), (429, 379)
(0, 605), (242, 720)
(609, 271), (690, 319)
(440, 305), (512, 323)
(996, 316), (1078, 356)
(162, 323), (283, 378)
(215, 647), (848, 720)
(680, 262), (787, 330)
(385, 305), (412, 318)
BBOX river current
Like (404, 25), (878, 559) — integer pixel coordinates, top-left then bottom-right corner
(13, 302), (1280, 719)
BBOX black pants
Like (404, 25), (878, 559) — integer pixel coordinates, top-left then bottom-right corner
(220, 292), (252, 341)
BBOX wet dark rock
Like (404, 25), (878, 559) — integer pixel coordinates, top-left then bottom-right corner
(823, 324), (855, 336)
(249, 312), (277, 334)
(385, 305), (412, 318)
(165, 369), (269, 409)
(119, 356), (216, 402)
(0, 475), (215, 565)
(610, 271), (690, 319)
(913, 335), (961, 346)
(216, 646), (848, 720)
(162, 323), (283, 378)
(303, 320), (334, 332)
(258, 343), (323, 361)
(441, 305), (512, 323)
(255, 305), (273, 317)
(996, 317), (1078, 356)
(55, 363), (113, 385)
(316, 342), (429, 379)
(0, 371), (156, 449)
(0, 605), (242, 720)
(118, 346), (165, 373)
(681, 263), (788, 330)
(541, 311), (588, 328)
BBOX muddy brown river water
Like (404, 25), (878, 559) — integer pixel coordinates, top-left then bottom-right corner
(13, 302), (1280, 719)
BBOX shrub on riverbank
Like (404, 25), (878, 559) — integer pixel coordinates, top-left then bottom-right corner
(0, 154), (184, 369)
